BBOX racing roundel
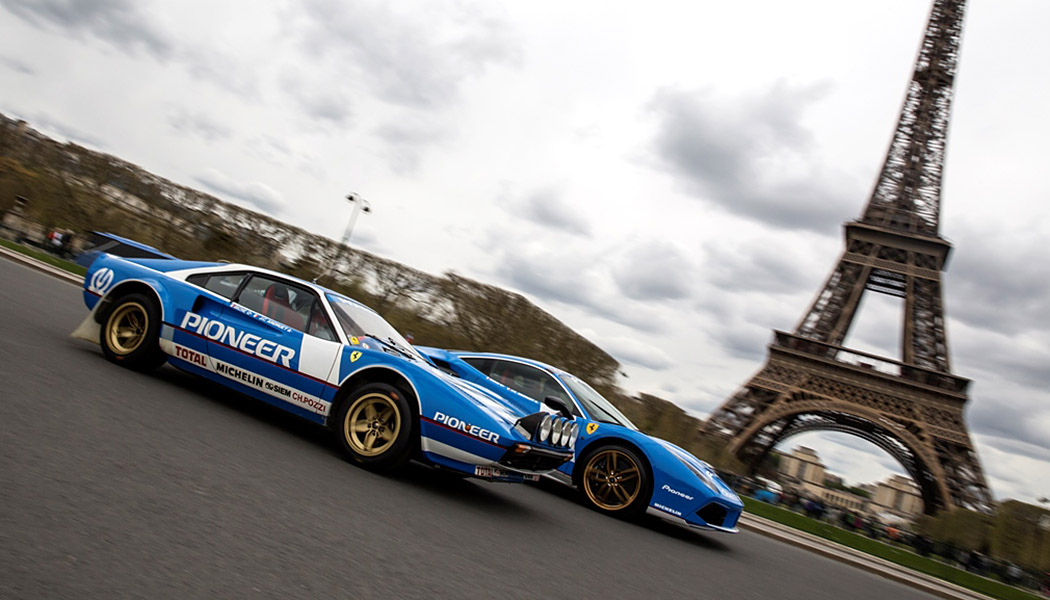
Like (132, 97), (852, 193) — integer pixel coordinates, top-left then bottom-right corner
(88, 268), (115, 295)
(586, 423), (599, 435)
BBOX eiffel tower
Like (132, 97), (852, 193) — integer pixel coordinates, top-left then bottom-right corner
(705, 0), (993, 514)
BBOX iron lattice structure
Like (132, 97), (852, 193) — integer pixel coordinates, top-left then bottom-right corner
(705, 0), (993, 513)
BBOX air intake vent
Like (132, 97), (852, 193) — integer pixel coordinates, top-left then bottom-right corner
(697, 503), (728, 528)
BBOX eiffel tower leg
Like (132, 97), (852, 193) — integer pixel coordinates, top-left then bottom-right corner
(934, 439), (994, 511)
(746, 415), (798, 475)
(795, 256), (868, 347)
(905, 276), (952, 372)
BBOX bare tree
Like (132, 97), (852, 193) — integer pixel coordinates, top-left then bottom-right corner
(366, 256), (435, 316)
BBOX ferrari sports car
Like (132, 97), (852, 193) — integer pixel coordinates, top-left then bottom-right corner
(417, 349), (744, 533)
(74, 254), (573, 481)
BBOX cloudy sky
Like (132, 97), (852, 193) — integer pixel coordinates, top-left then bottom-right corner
(2, 0), (1047, 504)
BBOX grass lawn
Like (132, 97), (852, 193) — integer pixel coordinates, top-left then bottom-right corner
(0, 238), (87, 277)
(743, 497), (1042, 600)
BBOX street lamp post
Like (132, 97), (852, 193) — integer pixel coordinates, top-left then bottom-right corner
(322, 193), (371, 285)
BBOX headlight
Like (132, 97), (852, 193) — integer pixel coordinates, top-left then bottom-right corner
(679, 456), (719, 494)
(550, 418), (564, 446)
(537, 414), (553, 442)
(566, 422), (580, 449)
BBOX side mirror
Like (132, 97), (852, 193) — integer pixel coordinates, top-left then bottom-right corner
(543, 396), (574, 419)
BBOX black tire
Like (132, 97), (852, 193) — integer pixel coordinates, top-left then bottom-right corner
(575, 444), (652, 519)
(334, 383), (414, 471)
(99, 293), (167, 371)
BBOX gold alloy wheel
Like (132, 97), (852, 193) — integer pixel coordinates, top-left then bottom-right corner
(343, 392), (402, 457)
(582, 448), (642, 511)
(106, 302), (149, 356)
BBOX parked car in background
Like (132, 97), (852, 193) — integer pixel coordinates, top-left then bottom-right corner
(753, 478), (783, 503)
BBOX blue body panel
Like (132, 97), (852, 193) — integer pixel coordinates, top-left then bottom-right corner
(417, 348), (745, 532)
(81, 254), (571, 481)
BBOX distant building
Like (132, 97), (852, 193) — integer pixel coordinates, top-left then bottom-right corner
(871, 475), (923, 521)
(857, 483), (877, 497)
(820, 487), (869, 513)
(778, 446), (826, 488)
(777, 447), (873, 515)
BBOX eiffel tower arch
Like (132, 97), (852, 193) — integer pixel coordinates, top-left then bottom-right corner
(705, 0), (993, 514)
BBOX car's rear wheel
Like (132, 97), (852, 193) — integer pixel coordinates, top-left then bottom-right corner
(99, 293), (167, 371)
(577, 444), (651, 518)
(335, 383), (413, 471)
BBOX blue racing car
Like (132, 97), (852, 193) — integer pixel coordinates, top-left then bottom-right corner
(74, 255), (573, 480)
(417, 349), (744, 533)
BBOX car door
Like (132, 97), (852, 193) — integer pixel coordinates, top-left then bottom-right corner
(206, 273), (343, 419)
(171, 271), (250, 370)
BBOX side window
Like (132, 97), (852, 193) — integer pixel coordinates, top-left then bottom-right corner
(489, 360), (569, 404)
(304, 299), (338, 341)
(462, 357), (492, 375)
(234, 275), (337, 340)
(187, 272), (248, 300)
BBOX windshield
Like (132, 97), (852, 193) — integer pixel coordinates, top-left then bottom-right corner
(326, 293), (422, 361)
(562, 374), (636, 429)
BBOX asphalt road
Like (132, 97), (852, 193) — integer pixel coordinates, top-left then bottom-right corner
(0, 257), (939, 600)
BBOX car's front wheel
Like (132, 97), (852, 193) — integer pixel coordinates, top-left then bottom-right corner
(577, 444), (651, 519)
(99, 293), (167, 371)
(335, 383), (414, 471)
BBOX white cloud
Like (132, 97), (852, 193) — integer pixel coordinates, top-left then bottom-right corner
(0, 0), (175, 60)
(974, 434), (1050, 503)
(517, 188), (592, 237)
(596, 335), (676, 371)
(168, 108), (233, 142)
(612, 240), (694, 301)
(195, 168), (285, 216)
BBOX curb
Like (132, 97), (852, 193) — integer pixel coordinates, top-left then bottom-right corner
(0, 245), (84, 285)
(739, 513), (995, 600)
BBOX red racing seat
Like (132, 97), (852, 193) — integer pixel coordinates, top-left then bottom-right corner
(261, 284), (305, 330)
